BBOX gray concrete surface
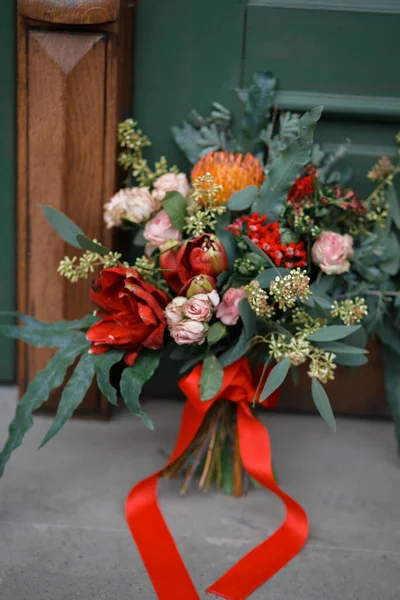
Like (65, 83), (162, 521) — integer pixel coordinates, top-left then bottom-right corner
(0, 386), (399, 599)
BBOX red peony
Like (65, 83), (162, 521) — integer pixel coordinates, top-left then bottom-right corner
(86, 267), (169, 365)
(160, 234), (228, 294)
(227, 212), (307, 269)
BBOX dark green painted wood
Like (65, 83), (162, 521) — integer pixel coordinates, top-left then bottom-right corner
(133, 0), (246, 172)
(244, 6), (400, 99)
(0, 0), (16, 383)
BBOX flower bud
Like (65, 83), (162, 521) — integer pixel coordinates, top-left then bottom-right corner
(185, 234), (228, 278)
(182, 274), (217, 298)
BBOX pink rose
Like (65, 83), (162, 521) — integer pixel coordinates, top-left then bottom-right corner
(311, 231), (354, 275)
(143, 210), (182, 254)
(182, 294), (213, 322)
(171, 320), (206, 345)
(216, 287), (246, 326)
(165, 297), (186, 328)
(104, 187), (156, 227)
(152, 173), (190, 205)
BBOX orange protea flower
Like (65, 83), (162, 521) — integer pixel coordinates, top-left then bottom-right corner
(191, 151), (265, 205)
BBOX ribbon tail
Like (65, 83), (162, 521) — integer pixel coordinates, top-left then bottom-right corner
(207, 403), (309, 600)
(125, 401), (203, 600)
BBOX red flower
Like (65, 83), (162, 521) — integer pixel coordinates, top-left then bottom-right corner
(86, 267), (169, 365)
(161, 234), (228, 294)
(228, 212), (307, 269)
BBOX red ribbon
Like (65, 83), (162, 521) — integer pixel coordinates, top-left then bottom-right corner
(125, 358), (308, 600)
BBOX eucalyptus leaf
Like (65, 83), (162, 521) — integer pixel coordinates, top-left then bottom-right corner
(239, 298), (257, 339)
(0, 339), (89, 476)
(200, 355), (224, 401)
(120, 349), (162, 429)
(227, 185), (258, 211)
(311, 378), (336, 432)
(242, 235), (279, 272)
(316, 341), (368, 355)
(40, 205), (83, 248)
(260, 357), (290, 402)
(39, 352), (96, 448)
(307, 325), (361, 342)
(0, 324), (88, 348)
(163, 191), (187, 231)
(253, 106), (323, 218)
(178, 354), (206, 375)
(207, 322), (227, 346)
(238, 72), (276, 154)
(219, 329), (250, 367)
(333, 353), (368, 367)
(76, 234), (110, 256)
(387, 185), (400, 230)
(0, 311), (98, 330)
(94, 350), (125, 406)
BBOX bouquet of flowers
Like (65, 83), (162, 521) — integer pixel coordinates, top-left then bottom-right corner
(1, 72), (398, 599)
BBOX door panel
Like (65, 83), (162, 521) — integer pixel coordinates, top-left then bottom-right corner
(0, 0), (16, 382)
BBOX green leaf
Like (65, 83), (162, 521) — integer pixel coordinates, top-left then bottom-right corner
(0, 339), (88, 476)
(94, 350), (125, 406)
(387, 185), (400, 230)
(163, 191), (187, 231)
(178, 354), (206, 375)
(76, 234), (110, 256)
(253, 106), (323, 218)
(237, 72), (276, 154)
(217, 229), (236, 271)
(219, 329), (250, 367)
(39, 352), (96, 448)
(120, 349), (162, 429)
(260, 357), (291, 402)
(333, 353), (368, 367)
(40, 205), (83, 248)
(227, 185), (258, 211)
(242, 235), (279, 273)
(316, 341), (368, 354)
(239, 298), (257, 339)
(0, 312), (99, 331)
(307, 324), (361, 342)
(256, 268), (290, 288)
(199, 355), (224, 401)
(311, 378), (336, 432)
(0, 324), (86, 348)
(207, 322), (227, 346)
(133, 228), (146, 246)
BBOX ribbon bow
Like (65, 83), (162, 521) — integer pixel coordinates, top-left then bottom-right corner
(125, 358), (308, 600)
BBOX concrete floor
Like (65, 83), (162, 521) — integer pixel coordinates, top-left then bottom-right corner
(0, 386), (399, 600)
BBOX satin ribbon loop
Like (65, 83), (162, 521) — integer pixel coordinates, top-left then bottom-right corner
(125, 358), (308, 600)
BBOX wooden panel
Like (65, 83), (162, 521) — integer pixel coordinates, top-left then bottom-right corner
(0, 0), (16, 382)
(18, 0), (118, 24)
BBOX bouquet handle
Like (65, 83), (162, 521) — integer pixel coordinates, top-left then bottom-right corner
(125, 359), (308, 600)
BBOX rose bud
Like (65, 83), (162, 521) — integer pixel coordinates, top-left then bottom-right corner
(177, 233), (228, 283)
(311, 231), (354, 275)
(182, 294), (213, 322)
(164, 296), (186, 328)
(159, 239), (182, 294)
(216, 287), (246, 326)
(182, 274), (217, 298)
(170, 319), (206, 345)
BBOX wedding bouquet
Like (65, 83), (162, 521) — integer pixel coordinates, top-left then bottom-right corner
(2, 72), (398, 599)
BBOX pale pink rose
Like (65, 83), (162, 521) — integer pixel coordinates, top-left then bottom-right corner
(105, 187), (156, 227)
(216, 287), (246, 326)
(165, 297), (186, 328)
(208, 290), (220, 308)
(124, 187), (156, 223)
(143, 210), (182, 255)
(104, 191), (127, 228)
(171, 320), (206, 345)
(311, 231), (354, 275)
(182, 294), (213, 322)
(152, 173), (190, 205)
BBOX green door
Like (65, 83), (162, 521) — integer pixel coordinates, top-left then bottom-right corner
(0, 0), (16, 382)
(134, 0), (400, 396)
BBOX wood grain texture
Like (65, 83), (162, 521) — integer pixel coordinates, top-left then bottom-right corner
(18, 0), (119, 25)
(17, 3), (134, 417)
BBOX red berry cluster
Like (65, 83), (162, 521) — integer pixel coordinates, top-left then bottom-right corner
(227, 212), (307, 269)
